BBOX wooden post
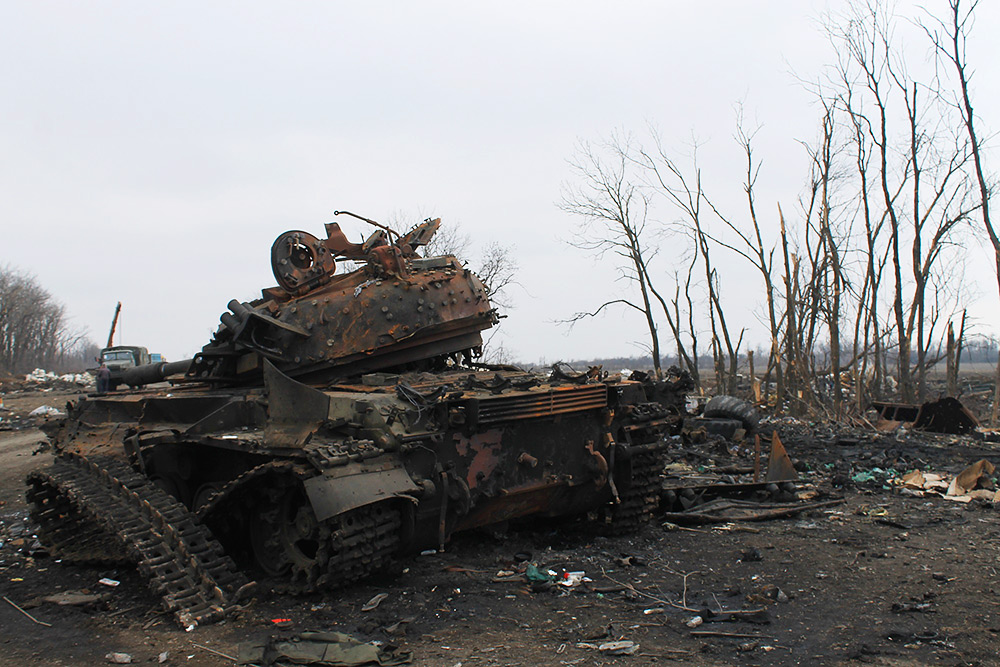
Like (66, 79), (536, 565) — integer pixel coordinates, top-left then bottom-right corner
(992, 350), (1000, 428)
(946, 322), (957, 398)
(753, 434), (761, 483)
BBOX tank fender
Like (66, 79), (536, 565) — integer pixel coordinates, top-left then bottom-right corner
(304, 460), (420, 522)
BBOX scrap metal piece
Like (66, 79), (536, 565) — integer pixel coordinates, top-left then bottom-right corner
(304, 462), (419, 522)
(871, 397), (979, 435)
(765, 432), (798, 482)
(271, 230), (338, 294)
(662, 431), (799, 513)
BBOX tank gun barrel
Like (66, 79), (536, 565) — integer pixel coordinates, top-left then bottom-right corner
(122, 359), (193, 387)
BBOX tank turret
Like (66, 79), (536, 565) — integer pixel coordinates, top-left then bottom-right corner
(185, 214), (498, 386)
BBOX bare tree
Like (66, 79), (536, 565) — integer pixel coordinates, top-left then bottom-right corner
(560, 135), (664, 377)
(690, 116), (778, 401)
(925, 1), (994, 296)
(476, 241), (519, 311)
(634, 135), (745, 392)
(802, 98), (847, 414)
(556, 0), (987, 410)
(0, 266), (95, 374)
(819, 0), (977, 403)
(924, 0), (998, 417)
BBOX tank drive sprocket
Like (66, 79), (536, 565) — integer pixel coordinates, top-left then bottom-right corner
(196, 461), (402, 594)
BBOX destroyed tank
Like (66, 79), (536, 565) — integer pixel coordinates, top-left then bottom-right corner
(27, 213), (684, 628)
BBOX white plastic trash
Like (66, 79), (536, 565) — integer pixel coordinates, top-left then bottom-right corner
(29, 405), (64, 417)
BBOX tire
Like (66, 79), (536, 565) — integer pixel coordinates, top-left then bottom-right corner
(703, 395), (759, 433)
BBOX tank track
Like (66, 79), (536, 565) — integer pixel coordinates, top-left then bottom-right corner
(198, 461), (402, 594)
(597, 446), (666, 535)
(26, 454), (253, 629)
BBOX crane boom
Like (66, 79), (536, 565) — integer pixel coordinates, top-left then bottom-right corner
(106, 302), (122, 349)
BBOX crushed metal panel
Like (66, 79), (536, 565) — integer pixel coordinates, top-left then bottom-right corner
(304, 466), (419, 522)
(872, 397), (979, 434)
(913, 397), (979, 434)
(263, 360), (330, 447)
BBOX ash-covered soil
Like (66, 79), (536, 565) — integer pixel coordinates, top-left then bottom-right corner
(1, 385), (999, 667)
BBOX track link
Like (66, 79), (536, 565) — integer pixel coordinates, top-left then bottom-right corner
(597, 446), (666, 535)
(26, 454), (253, 629)
(319, 499), (401, 590)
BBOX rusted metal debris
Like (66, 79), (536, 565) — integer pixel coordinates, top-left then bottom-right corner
(871, 397), (979, 435)
(763, 432), (798, 482)
(661, 432), (800, 513)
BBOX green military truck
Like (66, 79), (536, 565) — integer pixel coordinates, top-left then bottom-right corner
(99, 345), (156, 389)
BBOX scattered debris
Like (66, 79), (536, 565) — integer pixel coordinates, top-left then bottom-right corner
(23, 368), (94, 387)
(598, 640), (639, 655)
(4, 595), (52, 627)
(575, 640), (639, 656)
(662, 498), (845, 525)
(690, 631), (770, 639)
(361, 592), (389, 611)
(28, 405), (63, 417)
(558, 571), (588, 587)
(892, 459), (997, 502)
(238, 631), (412, 666)
(524, 564), (556, 584)
(194, 644), (236, 661)
(947, 459), (995, 496)
(41, 590), (108, 606)
(891, 600), (935, 613)
(105, 653), (133, 664)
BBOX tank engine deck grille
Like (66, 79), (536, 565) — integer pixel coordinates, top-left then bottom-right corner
(476, 384), (607, 424)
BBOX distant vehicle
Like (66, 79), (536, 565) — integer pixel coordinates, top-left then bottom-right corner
(98, 303), (165, 388)
(100, 345), (151, 389)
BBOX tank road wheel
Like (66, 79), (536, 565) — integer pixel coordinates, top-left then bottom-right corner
(192, 483), (224, 511)
(249, 485), (329, 588)
(237, 469), (403, 592)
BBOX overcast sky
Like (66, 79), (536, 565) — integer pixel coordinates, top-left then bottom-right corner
(3, 1), (998, 366)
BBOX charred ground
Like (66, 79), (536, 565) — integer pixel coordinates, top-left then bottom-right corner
(1, 380), (999, 667)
